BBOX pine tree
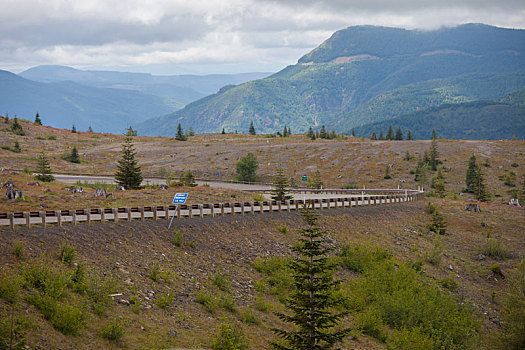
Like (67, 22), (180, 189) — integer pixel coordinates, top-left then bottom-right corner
(371, 131), (377, 140)
(125, 126), (137, 136)
(13, 140), (21, 153)
(287, 127), (292, 135)
(188, 127), (195, 136)
(414, 155), (427, 182)
(378, 129), (384, 140)
(473, 164), (490, 202)
(34, 151), (54, 182)
(175, 123), (187, 141)
(34, 112), (42, 126)
(465, 155), (477, 192)
(114, 136), (143, 189)
(271, 206), (350, 349)
(406, 130), (413, 140)
(283, 126), (288, 137)
(384, 165), (392, 179)
(10, 117), (24, 135)
(386, 125), (394, 140)
(249, 121), (256, 135)
(236, 152), (258, 182)
(351, 128), (355, 137)
(71, 124), (77, 133)
(319, 125), (327, 139)
(431, 129), (437, 140)
(429, 137), (439, 171)
(307, 127), (315, 140)
(88, 125), (93, 133)
(395, 126), (403, 140)
(69, 147), (80, 163)
(271, 168), (293, 202)
(308, 170), (323, 189)
(221, 128), (226, 134)
(429, 210), (447, 235)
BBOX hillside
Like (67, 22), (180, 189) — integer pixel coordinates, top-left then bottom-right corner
(0, 70), (177, 134)
(137, 24), (525, 137)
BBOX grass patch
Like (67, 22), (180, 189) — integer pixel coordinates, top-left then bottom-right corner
(155, 292), (174, 309)
(480, 239), (510, 260)
(102, 317), (127, 341)
(338, 244), (392, 273)
(58, 243), (76, 265)
(195, 289), (219, 314)
(212, 270), (230, 292)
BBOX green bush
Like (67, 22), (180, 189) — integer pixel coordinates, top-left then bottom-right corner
(58, 243), (76, 265)
(213, 271), (230, 292)
(86, 274), (119, 316)
(252, 256), (293, 297)
(195, 289), (219, 314)
(171, 230), (184, 247)
(148, 262), (161, 282)
(155, 292), (174, 309)
(499, 259), (525, 349)
(0, 272), (22, 304)
(221, 295), (237, 313)
(240, 308), (260, 325)
(253, 295), (270, 313)
(51, 302), (85, 335)
(277, 224), (288, 233)
(211, 319), (248, 350)
(480, 238), (510, 260)
(354, 307), (386, 342)
(387, 327), (437, 350)
(440, 278), (458, 291)
(102, 317), (127, 341)
(12, 241), (24, 259)
(252, 256), (289, 275)
(338, 245), (391, 273)
(424, 238), (443, 266)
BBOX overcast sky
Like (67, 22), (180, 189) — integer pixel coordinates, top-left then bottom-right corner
(2, 0), (524, 75)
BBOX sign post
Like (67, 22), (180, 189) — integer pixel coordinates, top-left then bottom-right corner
(168, 193), (188, 230)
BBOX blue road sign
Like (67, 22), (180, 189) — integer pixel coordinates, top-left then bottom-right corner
(172, 193), (188, 204)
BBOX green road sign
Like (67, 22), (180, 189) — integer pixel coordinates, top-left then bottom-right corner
(302, 176), (307, 181)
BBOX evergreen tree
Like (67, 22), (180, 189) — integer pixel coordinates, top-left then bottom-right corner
(283, 126), (288, 137)
(403, 150), (412, 161)
(175, 123), (187, 141)
(371, 131), (377, 140)
(271, 168), (293, 202)
(395, 126), (403, 140)
(473, 164), (490, 202)
(434, 181), (446, 198)
(319, 125), (327, 139)
(188, 127), (195, 136)
(429, 210), (447, 235)
(431, 129), (437, 140)
(88, 125), (93, 133)
(378, 129), (384, 140)
(10, 117), (24, 135)
(406, 130), (413, 140)
(414, 155), (427, 182)
(180, 170), (196, 186)
(308, 170), (323, 189)
(221, 128), (226, 134)
(34, 112), (42, 126)
(429, 137), (439, 171)
(384, 165), (392, 179)
(249, 121), (256, 135)
(307, 127), (315, 140)
(329, 130), (336, 139)
(71, 124), (77, 133)
(125, 126), (137, 136)
(236, 152), (258, 182)
(69, 147), (80, 163)
(13, 140), (21, 153)
(465, 155), (477, 192)
(271, 206), (350, 349)
(34, 151), (54, 182)
(287, 127), (292, 135)
(114, 136), (143, 189)
(386, 125), (394, 140)
(351, 128), (355, 137)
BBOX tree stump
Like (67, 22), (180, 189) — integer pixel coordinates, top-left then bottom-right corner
(465, 203), (481, 212)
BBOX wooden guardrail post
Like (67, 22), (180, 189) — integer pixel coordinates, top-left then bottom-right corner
(99, 208), (105, 222)
(210, 204), (215, 217)
(139, 207), (145, 220)
(8, 213), (14, 230)
(241, 202), (245, 216)
(70, 210), (77, 225)
(24, 212), (30, 228)
(230, 203), (235, 215)
(250, 202), (255, 215)
(126, 208), (131, 221)
(153, 207), (158, 220)
(220, 203), (224, 216)
(199, 204), (204, 218)
(40, 211), (46, 228)
(162, 206), (168, 219)
(286, 200), (290, 212)
(56, 210), (62, 226)
(113, 208), (119, 222)
(85, 209), (91, 225)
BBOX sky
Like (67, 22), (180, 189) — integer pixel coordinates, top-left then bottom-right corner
(1, 0), (524, 75)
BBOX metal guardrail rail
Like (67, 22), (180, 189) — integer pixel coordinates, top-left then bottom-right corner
(0, 189), (424, 229)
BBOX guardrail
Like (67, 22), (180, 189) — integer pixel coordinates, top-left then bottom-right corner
(0, 189), (424, 229)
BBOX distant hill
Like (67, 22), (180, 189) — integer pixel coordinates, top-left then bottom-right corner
(137, 24), (525, 138)
(19, 65), (271, 101)
(354, 88), (525, 140)
(0, 70), (176, 133)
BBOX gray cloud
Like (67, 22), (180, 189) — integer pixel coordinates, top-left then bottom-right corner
(1, 0), (524, 74)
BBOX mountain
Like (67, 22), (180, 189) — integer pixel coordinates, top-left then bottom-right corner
(19, 65), (271, 102)
(354, 88), (525, 140)
(137, 24), (525, 137)
(0, 70), (176, 133)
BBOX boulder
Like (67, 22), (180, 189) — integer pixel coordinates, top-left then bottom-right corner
(508, 198), (521, 207)
(3, 180), (14, 188)
(465, 203), (481, 212)
(158, 184), (169, 190)
(6, 187), (23, 199)
(115, 186), (125, 191)
(93, 188), (108, 198)
(27, 181), (40, 186)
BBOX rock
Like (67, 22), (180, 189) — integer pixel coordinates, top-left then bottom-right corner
(448, 264), (454, 271)
(509, 198), (521, 207)
(3, 180), (14, 188)
(6, 188), (23, 199)
(159, 184), (169, 190)
(93, 187), (109, 198)
(481, 222), (488, 227)
(117, 299), (130, 305)
(478, 254), (486, 261)
(115, 186), (125, 191)
(465, 203), (481, 212)
(27, 181), (40, 186)
(167, 329), (178, 337)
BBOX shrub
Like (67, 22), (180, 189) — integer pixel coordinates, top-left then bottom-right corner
(213, 271), (230, 292)
(51, 302), (85, 335)
(12, 240), (24, 259)
(86, 274), (119, 315)
(221, 294), (237, 313)
(171, 230), (184, 247)
(424, 238), (443, 266)
(343, 184), (359, 189)
(195, 289), (219, 314)
(277, 224), (288, 233)
(338, 245), (392, 273)
(387, 327), (437, 350)
(440, 278), (458, 292)
(480, 239), (510, 260)
(148, 262), (161, 282)
(499, 259), (525, 349)
(240, 308), (260, 325)
(425, 203), (437, 214)
(354, 307), (386, 342)
(428, 210), (447, 235)
(253, 295), (270, 313)
(155, 292), (174, 309)
(102, 317), (127, 341)
(58, 243), (76, 265)
(252, 194), (265, 202)
(0, 272), (22, 304)
(211, 319), (248, 350)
